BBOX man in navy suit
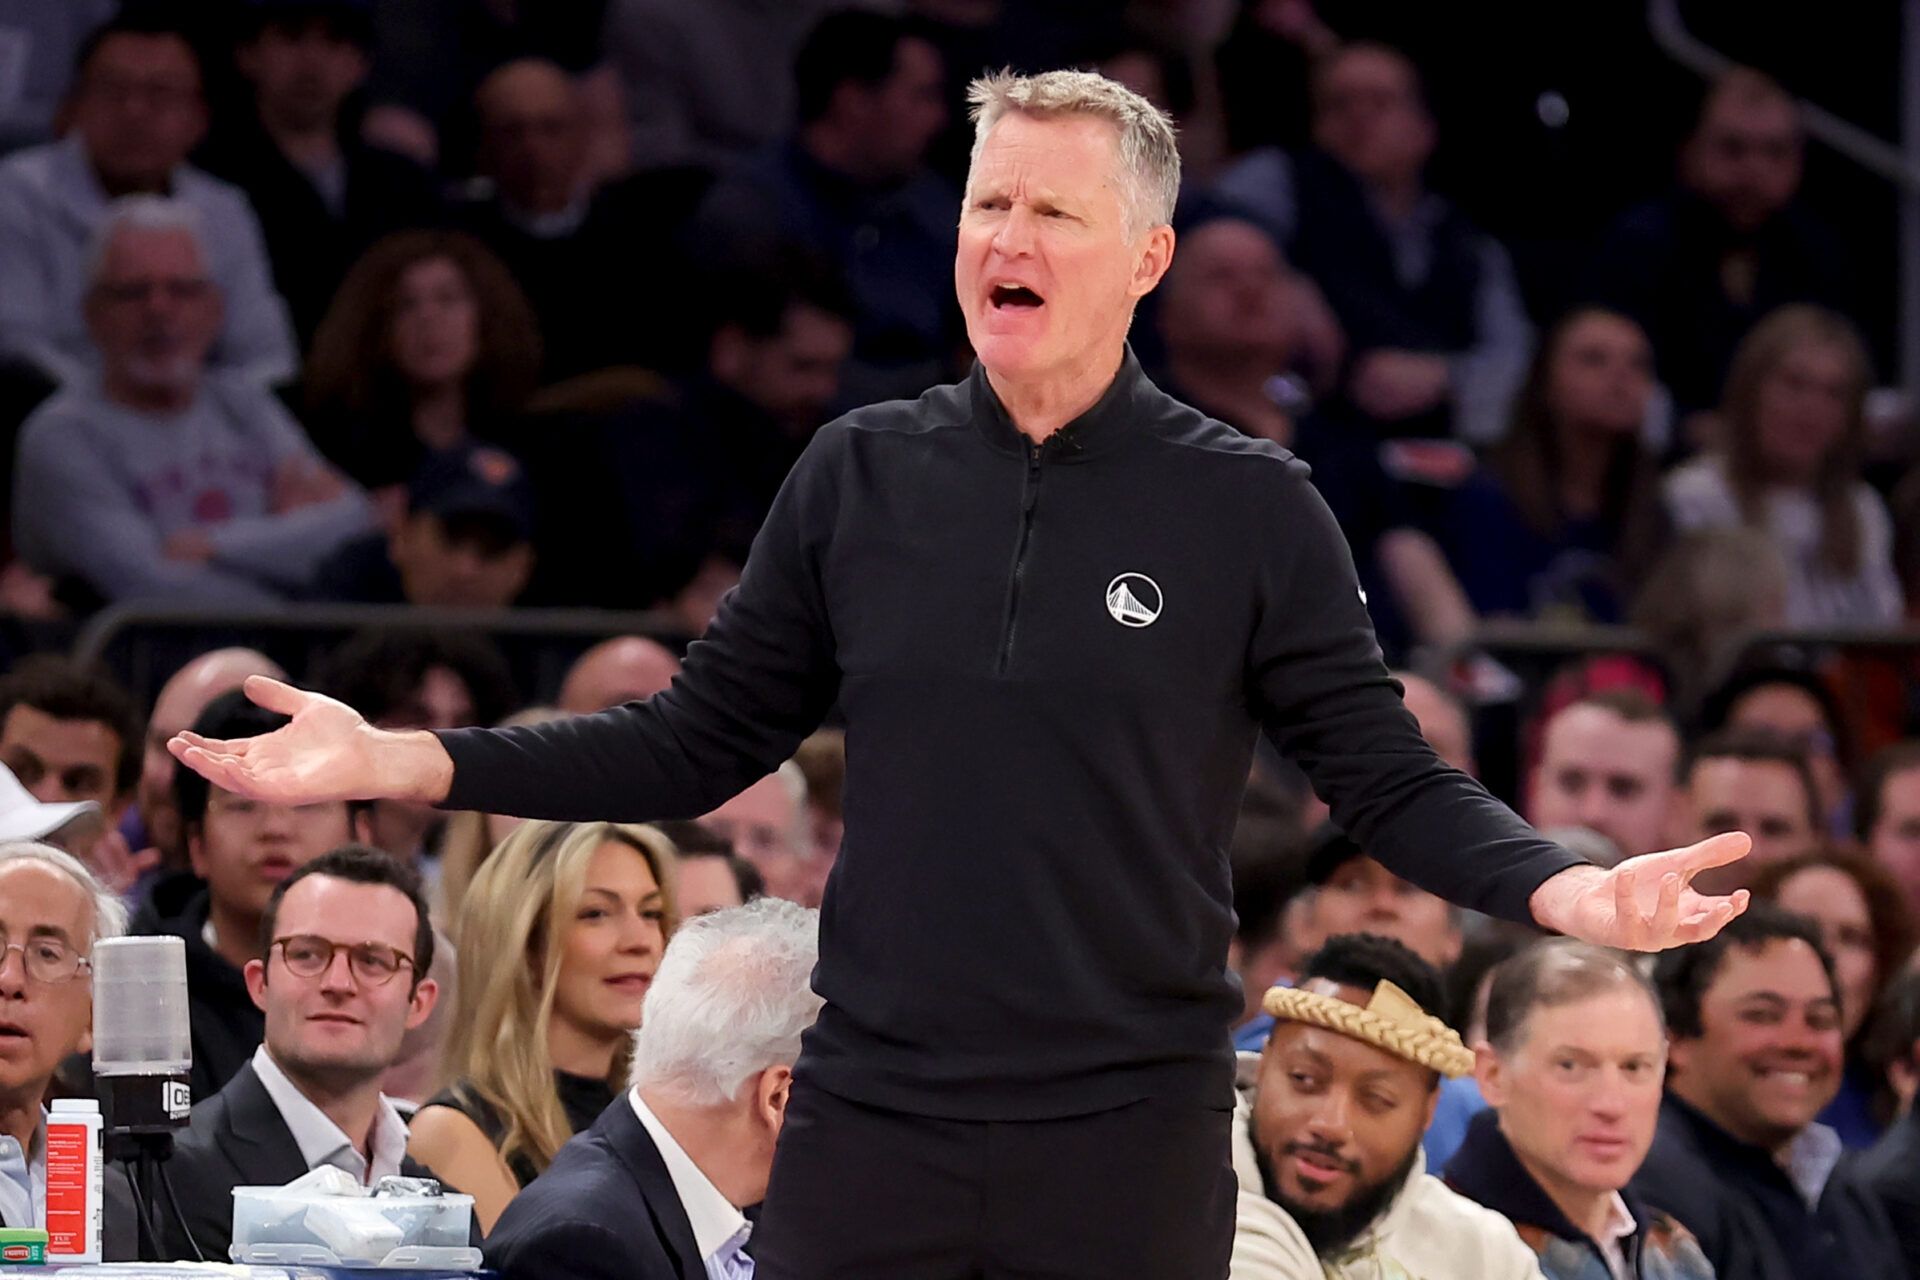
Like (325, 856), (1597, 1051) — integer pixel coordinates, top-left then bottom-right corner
(485, 899), (820, 1280)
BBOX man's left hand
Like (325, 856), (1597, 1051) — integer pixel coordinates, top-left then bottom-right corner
(1528, 832), (1752, 951)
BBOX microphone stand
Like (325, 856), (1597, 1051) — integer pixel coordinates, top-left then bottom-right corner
(101, 1075), (203, 1262)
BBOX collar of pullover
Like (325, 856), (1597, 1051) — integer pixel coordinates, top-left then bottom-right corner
(967, 345), (1146, 461)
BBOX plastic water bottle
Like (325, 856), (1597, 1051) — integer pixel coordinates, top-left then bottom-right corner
(45, 1097), (102, 1263)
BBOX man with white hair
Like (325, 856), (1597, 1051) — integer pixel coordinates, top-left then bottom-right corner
(0, 842), (130, 1251)
(12, 196), (372, 606)
(177, 69), (1752, 1276)
(483, 898), (820, 1280)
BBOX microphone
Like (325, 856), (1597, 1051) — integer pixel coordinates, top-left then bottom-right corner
(90, 936), (192, 1147)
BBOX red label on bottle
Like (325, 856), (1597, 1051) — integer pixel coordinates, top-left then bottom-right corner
(44, 1120), (89, 1255)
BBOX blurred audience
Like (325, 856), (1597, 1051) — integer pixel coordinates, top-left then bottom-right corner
(1677, 728), (1823, 889)
(0, 12), (295, 384)
(1663, 305), (1901, 627)
(409, 819), (677, 1233)
(156, 845), (442, 1261)
(199, 0), (441, 344)
(484, 898), (821, 1280)
(1526, 690), (1684, 862)
(132, 648), (286, 867)
(13, 198), (372, 606)
(1858, 965), (1920, 1278)
(699, 764), (815, 908)
(650, 820), (761, 919)
(556, 638), (681, 716)
(1592, 68), (1854, 417)
(1640, 904), (1903, 1280)
(1213, 41), (1531, 445)
(1856, 742), (1920, 913)
(1700, 666), (1853, 834)
(1448, 939), (1713, 1280)
(1288, 827), (1463, 973)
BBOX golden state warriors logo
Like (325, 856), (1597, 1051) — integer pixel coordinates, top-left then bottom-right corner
(1105, 573), (1162, 627)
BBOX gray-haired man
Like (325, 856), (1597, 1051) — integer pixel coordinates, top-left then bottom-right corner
(484, 898), (821, 1280)
(12, 196), (372, 606)
(177, 70), (1751, 1276)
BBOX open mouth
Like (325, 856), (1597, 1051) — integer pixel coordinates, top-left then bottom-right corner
(0, 1022), (30, 1043)
(605, 974), (653, 995)
(989, 283), (1045, 311)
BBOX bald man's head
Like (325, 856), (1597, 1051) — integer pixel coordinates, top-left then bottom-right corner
(1394, 672), (1474, 776)
(558, 636), (681, 714)
(475, 57), (585, 216)
(140, 648), (286, 857)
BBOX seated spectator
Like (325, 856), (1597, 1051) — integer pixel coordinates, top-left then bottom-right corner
(1231, 933), (1538, 1279)
(1441, 307), (1669, 624)
(1212, 41), (1532, 444)
(1856, 742), (1920, 912)
(556, 637), (681, 715)
(484, 898), (822, 1280)
(0, 842), (134, 1256)
(1228, 787), (1308, 1044)
(1526, 690), (1684, 863)
(409, 819), (679, 1233)
(131, 649), (286, 868)
(0, 1), (115, 155)
(198, 0), (440, 344)
(1858, 966), (1920, 1276)
(1639, 904), (1903, 1280)
(1751, 850), (1917, 1148)
(457, 58), (711, 380)
(155, 846), (443, 1262)
(0, 11), (296, 384)
(604, 0), (847, 172)
(649, 820), (761, 918)
(1448, 939), (1713, 1280)
(522, 257), (853, 611)
(1590, 68), (1854, 417)
(1395, 671), (1476, 776)
(691, 9), (956, 404)
(1153, 211), (1469, 651)
(12, 198), (374, 607)
(1289, 826), (1464, 972)
(1678, 729), (1823, 890)
(1663, 305), (1901, 627)
(304, 231), (541, 504)
(137, 689), (368, 1099)
(432, 705), (562, 927)
(1701, 666), (1852, 835)
(315, 443), (537, 608)
(1630, 526), (1790, 711)
(699, 764), (815, 908)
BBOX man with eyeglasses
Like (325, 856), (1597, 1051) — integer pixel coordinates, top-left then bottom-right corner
(0, 841), (133, 1255)
(133, 691), (369, 1100)
(11, 192), (372, 607)
(155, 843), (442, 1264)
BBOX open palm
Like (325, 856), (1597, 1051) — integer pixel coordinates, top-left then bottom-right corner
(1541, 831), (1753, 951)
(168, 676), (385, 805)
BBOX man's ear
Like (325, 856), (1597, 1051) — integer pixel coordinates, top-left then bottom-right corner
(1130, 224), (1176, 299)
(244, 957), (269, 1012)
(1473, 1042), (1506, 1107)
(186, 828), (207, 879)
(758, 1063), (793, 1130)
(405, 977), (439, 1030)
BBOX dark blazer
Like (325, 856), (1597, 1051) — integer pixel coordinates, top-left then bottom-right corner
(150, 1061), (441, 1263)
(483, 1094), (705, 1280)
(1854, 1103), (1920, 1279)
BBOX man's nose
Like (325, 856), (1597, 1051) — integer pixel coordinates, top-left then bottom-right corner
(992, 206), (1038, 256)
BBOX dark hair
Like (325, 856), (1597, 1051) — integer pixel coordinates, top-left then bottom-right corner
(698, 248), (854, 348)
(0, 655), (142, 798)
(1748, 848), (1918, 1035)
(1489, 307), (1667, 587)
(1297, 933), (1448, 1029)
(1310, 40), (1432, 117)
(1684, 726), (1823, 834)
(72, 10), (205, 93)
(1562, 685), (1678, 733)
(1855, 742), (1920, 842)
(1231, 797), (1306, 952)
(795, 9), (914, 123)
(1862, 965), (1920, 1089)
(1699, 665), (1850, 771)
(1441, 921), (1541, 1037)
(648, 819), (765, 901)
(1652, 902), (1839, 1040)
(311, 629), (518, 729)
(172, 689), (291, 833)
(240, 1), (374, 47)
(259, 844), (435, 987)
(1484, 938), (1663, 1055)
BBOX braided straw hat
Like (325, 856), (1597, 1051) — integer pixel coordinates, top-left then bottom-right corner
(1263, 979), (1475, 1078)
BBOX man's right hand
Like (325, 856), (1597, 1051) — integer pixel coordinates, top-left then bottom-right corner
(167, 675), (454, 806)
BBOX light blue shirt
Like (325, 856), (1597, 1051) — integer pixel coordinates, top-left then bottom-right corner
(0, 1110), (46, 1229)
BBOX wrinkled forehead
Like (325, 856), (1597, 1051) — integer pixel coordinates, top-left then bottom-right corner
(968, 111), (1125, 194)
(0, 861), (94, 941)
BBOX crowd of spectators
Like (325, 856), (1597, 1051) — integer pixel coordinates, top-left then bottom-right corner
(2, 1), (1920, 1277)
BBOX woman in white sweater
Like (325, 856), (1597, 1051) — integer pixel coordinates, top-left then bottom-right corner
(1663, 305), (1902, 627)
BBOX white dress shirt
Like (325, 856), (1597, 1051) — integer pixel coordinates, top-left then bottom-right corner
(1594, 1192), (1637, 1280)
(0, 1110), (44, 1228)
(251, 1046), (410, 1186)
(628, 1088), (750, 1279)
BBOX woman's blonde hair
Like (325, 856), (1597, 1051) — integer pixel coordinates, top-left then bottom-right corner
(436, 705), (563, 933)
(440, 819), (680, 1180)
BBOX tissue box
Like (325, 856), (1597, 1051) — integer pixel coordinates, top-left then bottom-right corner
(230, 1182), (477, 1269)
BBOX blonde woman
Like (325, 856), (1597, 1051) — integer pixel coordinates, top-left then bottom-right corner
(406, 819), (678, 1232)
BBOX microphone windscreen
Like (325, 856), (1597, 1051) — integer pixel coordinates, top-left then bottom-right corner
(90, 936), (190, 1078)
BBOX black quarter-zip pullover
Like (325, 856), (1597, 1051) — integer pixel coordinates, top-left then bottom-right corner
(437, 348), (1585, 1120)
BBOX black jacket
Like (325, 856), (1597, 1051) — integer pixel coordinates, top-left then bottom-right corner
(129, 873), (263, 1102)
(1853, 1101), (1920, 1280)
(1632, 1094), (1903, 1280)
(482, 1094), (704, 1280)
(150, 1061), (444, 1263)
(437, 350), (1583, 1120)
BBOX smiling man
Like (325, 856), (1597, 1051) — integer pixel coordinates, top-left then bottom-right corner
(1639, 905), (1903, 1280)
(1234, 933), (1541, 1279)
(174, 69), (1750, 1278)
(155, 844), (440, 1263)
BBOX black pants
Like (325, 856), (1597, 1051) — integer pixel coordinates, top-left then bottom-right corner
(753, 1082), (1236, 1279)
